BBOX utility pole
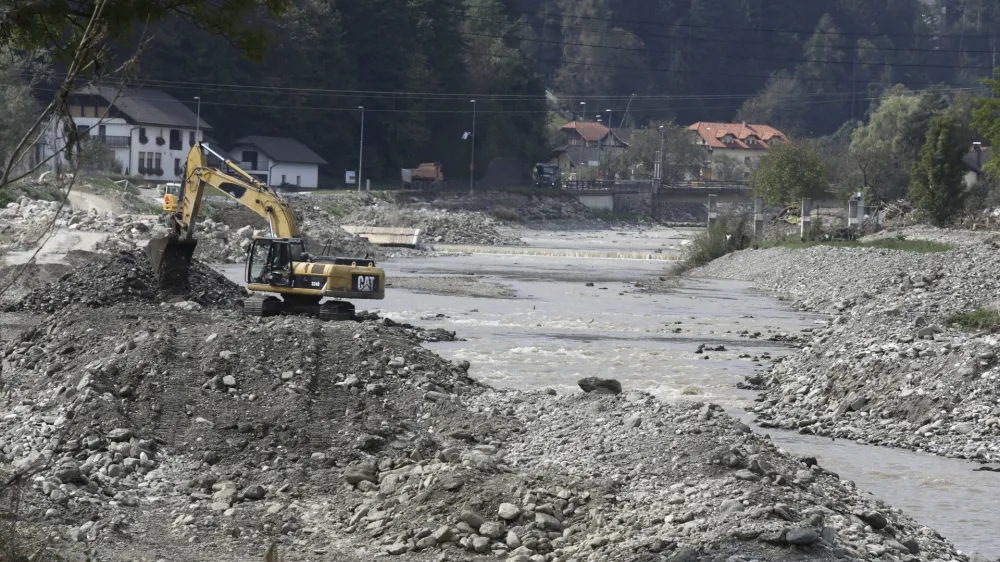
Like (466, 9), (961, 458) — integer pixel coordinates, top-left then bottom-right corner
(579, 101), (586, 140)
(357, 106), (365, 193)
(194, 96), (201, 141)
(605, 108), (612, 179)
(597, 115), (603, 179)
(657, 125), (665, 185)
(470, 100), (476, 195)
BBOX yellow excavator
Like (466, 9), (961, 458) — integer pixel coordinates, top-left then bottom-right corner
(147, 143), (385, 320)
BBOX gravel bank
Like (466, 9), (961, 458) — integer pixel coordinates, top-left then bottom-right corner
(691, 231), (1000, 466)
(387, 275), (517, 299)
(0, 257), (974, 561)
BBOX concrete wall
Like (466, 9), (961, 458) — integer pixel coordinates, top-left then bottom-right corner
(578, 194), (613, 210)
(272, 163), (319, 189)
(613, 192), (653, 215)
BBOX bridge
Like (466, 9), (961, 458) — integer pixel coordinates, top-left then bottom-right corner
(561, 180), (752, 219)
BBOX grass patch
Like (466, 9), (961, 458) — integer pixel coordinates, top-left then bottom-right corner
(0, 182), (64, 207)
(948, 307), (1000, 333)
(772, 237), (952, 253)
(678, 214), (753, 272)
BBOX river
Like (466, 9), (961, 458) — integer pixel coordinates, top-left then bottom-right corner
(217, 228), (1000, 557)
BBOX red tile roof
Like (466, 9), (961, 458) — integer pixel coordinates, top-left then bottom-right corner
(687, 122), (786, 150)
(562, 121), (611, 143)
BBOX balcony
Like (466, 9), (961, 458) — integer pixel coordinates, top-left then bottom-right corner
(92, 135), (131, 148)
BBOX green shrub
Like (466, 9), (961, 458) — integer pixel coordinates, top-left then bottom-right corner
(678, 213), (753, 271)
(948, 307), (1000, 332)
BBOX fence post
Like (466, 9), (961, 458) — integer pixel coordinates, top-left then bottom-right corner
(856, 193), (865, 229)
(707, 195), (718, 229)
(753, 196), (765, 238)
(800, 197), (812, 240)
(847, 200), (859, 231)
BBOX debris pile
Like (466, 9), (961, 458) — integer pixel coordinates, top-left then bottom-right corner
(694, 230), (1000, 463)
(5, 249), (245, 313)
(344, 207), (521, 246)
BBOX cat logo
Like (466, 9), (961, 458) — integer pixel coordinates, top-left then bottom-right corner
(356, 275), (377, 292)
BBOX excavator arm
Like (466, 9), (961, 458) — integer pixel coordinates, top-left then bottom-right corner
(148, 143), (300, 290)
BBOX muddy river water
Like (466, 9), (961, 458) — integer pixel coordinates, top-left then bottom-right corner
(218, 229), (999, 557)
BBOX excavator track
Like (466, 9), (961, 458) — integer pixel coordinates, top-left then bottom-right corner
(244, 295), (280, 317)
(319, 300), (355, 322)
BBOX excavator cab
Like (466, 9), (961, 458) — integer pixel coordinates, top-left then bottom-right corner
(246, 237), (305, 286)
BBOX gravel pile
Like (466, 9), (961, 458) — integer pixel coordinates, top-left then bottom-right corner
(0, 299), (973, 561)
(692, 230), (1000, 464)
(344, 207), (522, 246)
(4, 249), (245, 313)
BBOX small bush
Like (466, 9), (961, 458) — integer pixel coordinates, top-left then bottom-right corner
(490, 205), (521, 223)
(948, 307), (1000, 332)
(678, 213), (753, 271)
(680, 386), (702, 395)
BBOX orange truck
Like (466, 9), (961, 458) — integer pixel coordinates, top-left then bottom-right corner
(401, 162), (444, 189)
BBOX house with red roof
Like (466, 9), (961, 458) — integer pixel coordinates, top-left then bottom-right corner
(686, 122), (787, 180)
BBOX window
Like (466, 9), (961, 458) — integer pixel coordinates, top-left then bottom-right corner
(153, 153), (162, 170)
(189, 131), (195, 146)
(98, 125), (106, 138)
(138, 152), (146, 170)
(169, 129), (182, 150)
(281, 174), (286, 184)
(746, 136), (758, 145)
(242, 151), (258, 170)
(296, 176), (300, 186)
(139, 128), (148, 144)
(174, 158), (181, 175)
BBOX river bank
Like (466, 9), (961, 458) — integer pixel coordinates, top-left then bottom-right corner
(690, 227), (1000, 467)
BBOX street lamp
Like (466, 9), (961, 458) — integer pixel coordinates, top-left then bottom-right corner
(605, 109), (612, 178)
(194, 96), (201, 141)
(357, 106), (365, 192)
(657, 124), (665, 184)
(470, 100), (476, 195)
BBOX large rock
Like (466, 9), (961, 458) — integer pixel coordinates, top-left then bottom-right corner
(577, 377), (622, 395)
(459, 510), (487, 530)
(785, 527), (820, 545)
(498, 502), (521, 521)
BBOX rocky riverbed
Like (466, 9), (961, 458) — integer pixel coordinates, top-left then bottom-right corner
(0, 242), (980, 561)
(692, 228), (1000, 467)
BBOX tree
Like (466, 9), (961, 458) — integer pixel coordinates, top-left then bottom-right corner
(751, 142), (829, 205)
(910, 115), (967, 225)
(973, 68), (1000, 179)
(618, 121), (705, 183)
(735, 71), (810, 135)
(848, 91), (921, 200)
(0, 49), (46, 178)
(0, 0), (291, 63)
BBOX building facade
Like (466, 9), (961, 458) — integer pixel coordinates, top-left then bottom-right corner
(228, 136), (327, 189)
(39, 86), (210, 182)
(686, 122), (786, 180)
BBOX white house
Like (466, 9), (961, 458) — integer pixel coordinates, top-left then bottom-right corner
(39, 85), (210, 182)
(228, 136), (327, 189)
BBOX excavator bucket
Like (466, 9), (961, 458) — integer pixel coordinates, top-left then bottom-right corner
(146, 235), (198, 293)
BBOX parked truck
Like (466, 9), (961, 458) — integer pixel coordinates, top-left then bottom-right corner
(533, 163), (561, 188)
(401, 162), (444, 189)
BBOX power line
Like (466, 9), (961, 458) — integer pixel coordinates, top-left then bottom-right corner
(461, 29), (994, 71)
(35, 85), (982, 116)
(501, 7), (1000, 40)
(470, 13), (1000, 56)
(465, 48), (989, 88)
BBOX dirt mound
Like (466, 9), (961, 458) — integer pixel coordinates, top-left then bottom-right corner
(4, 249), (245, 313)
(344, 207), (520, 246)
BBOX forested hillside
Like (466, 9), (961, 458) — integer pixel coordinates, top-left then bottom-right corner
(128, 0), (1000, 182)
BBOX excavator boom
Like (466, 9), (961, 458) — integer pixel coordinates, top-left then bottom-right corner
(149, 143), (299, 291)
